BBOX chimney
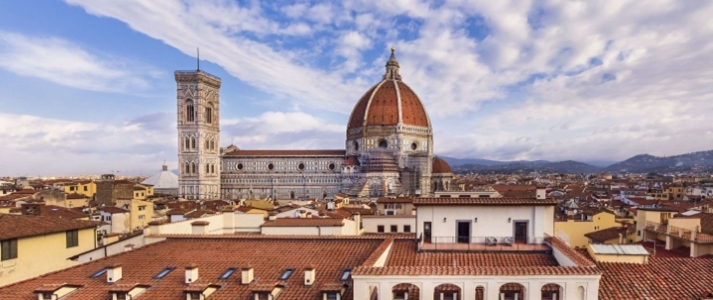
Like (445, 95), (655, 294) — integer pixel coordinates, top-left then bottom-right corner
(241, 265), (254, 284)
(191, 221), (209, 235)
(306, 212), (313, 218)
(536, 185), (547, 200)
(185, 264), (199, 284)
(304, 266), (316, 286)
(268, 213), (277, 221)
(299, 210), (307, 218)
(107, 264), (122, 283)
(124, 244), (134, 252)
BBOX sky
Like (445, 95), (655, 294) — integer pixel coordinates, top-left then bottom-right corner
(1, 0), (712, 176)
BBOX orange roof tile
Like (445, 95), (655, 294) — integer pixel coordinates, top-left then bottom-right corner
(260, 218), (344, 227)
(0, 214), (101, 240)
(413, 197), (557, 206)
(0, 237), (383, 299)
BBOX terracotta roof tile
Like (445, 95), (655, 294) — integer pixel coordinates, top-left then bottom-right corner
(598, 256), (713, 299)
(353, 265), (600, 276)
(413, 197), (557, 206)
(0, 214), (101, 240)
(385, 240), (559, 267)
(0, 237), (382, 299)
(432, 157), (452, 174)
(584, 226), (630, 243)
(260, 218), (344, 227)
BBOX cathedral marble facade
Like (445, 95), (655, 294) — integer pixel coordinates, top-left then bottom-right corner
(176, 50), (453, 200)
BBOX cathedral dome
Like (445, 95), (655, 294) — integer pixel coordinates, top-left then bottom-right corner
(432, 157), (452, 174)
(347, 49), (430, 130)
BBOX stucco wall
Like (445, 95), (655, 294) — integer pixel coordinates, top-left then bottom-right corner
(0, 227), (96, 286)
(74, 233), (147, 263)
(353, 274), (600, 300)
(554, 212), (618, 249)
(362, 216), (416, 233)
(417, 205), (552, 242)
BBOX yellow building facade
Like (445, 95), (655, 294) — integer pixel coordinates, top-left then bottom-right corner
(60, 181), (96, 198)
(554, 211), (620, 249)
(116, 199), (154, 231)
(0, 215), (98, 287)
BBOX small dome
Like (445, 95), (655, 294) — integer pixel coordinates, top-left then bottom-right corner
(141, 163), (178, 189)
(347, 49), (430, 130)
(432, 157), (452, 174)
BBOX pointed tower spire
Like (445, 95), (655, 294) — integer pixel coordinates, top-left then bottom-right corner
(383, 47), (402, 81)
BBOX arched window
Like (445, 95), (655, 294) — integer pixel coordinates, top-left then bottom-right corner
(210, 140), (214, 150)
(184, 163), (189, 174)
(475, 286), (484, 300)
(500, 283), (525, 300)
(206, 106), (212, 124)
(185, 100), (195, 122)
(206, 163), (210, 173)
(378, 139), (388, 148)
(191, 137), (196, 149)
(211, 164), (215, 174)
(542, 284), (562, 300)
(433, 284), (460, 300)
(191, 163), (196, 174)
(392, 283), (419, 300)
(577, 286), (585, 300)
(205, 140), (209, 149)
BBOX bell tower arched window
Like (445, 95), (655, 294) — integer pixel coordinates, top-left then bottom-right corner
(184, 163), (189, 174)
(191, 163), (196, 174)
(185, 100), (195, 122)
(206, 105), (213, 124)
(191, 137), (196, 149)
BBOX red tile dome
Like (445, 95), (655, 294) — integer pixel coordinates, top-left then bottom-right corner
(347, 50), (430, 130)
(432, 157), (452, 174)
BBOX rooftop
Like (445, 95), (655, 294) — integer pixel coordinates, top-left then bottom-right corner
(413, 197), (558, 206)
(0, 236), (383, 299)
(0, 214), (102, 240)
(260, 218), (344, 227)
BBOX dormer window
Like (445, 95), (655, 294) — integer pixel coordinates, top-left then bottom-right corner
(339, 269), (352, 281)
(188, 292), (201, 300)
(34, 284), (83, 300)
(278, 268), (294, 280)
(219, 267), (237, 280)
(89, 268), (107, 278)
(153, 266), (175, 279)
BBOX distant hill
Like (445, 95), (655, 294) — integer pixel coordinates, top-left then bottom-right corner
(446, 158), (600, 174)
(603, 150), (713, 173)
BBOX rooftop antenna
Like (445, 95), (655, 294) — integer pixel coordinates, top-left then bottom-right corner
(196, 47), (200, 71)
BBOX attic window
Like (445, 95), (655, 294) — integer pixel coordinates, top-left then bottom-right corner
(278, 268), (295, 280)
(219, 267), (237, 280)
(89, 268), (107, 278)
(153, 266), (175, 279)
(339, 268), (352, 281)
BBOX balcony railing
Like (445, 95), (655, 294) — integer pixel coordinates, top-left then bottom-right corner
(420, 236), (549, 252)
(644, 221), (713, 243)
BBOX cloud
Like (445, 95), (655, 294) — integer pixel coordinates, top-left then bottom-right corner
(0, 31), (159, 93)
(56, 0), (713, 163)
(0, 112), (175, 176)
(222, 111), (344, 150)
